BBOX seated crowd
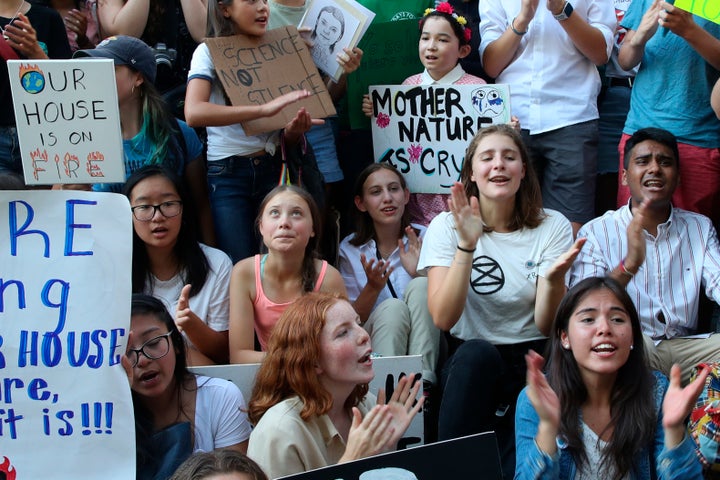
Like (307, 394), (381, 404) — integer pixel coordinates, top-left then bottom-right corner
(2, 0), (720, 478)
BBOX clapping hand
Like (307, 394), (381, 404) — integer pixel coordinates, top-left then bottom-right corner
(448, 182), (483, 250)
(398, 226), (421, 277)
(662, 364), (710, 448)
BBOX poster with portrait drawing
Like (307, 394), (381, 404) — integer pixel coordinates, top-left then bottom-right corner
(299, 0), (375, 82)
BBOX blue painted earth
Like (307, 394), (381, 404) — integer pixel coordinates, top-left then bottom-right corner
(21, 71), (45, 94)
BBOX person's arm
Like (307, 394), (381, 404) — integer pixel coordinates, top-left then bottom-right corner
(178, 0), (207, 42)
(547, 0), (613, 65)
(176, 284), (229, 364)
(97, 0), (149, 37)
(617, 0), (663, 70)
(514, 353), (561, 480)
(351, 254), (392, 324)
(657, 0), (720, 70)
(713, 78), (720, 119)
(228, 260), (265, 364)
(608, 200), (648, 287)
(184, 155), (216, 246)
(427, 183), (483, 331)
(534, 237), (586, 336)
(184, 75), (314, 128)
(480, 0), (539, 78)
(317, 264), (348, 295)
(3, 13), (50, 59)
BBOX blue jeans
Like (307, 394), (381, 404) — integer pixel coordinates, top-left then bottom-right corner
(598, 84), (632, 174)
(0, 126), (23, 176)
(439, 337), (546, 480)
(207, 153), (281, 263)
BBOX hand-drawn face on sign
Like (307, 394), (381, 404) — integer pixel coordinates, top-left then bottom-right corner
(471, 86), (506, 120)
(470, 255), (505, 295)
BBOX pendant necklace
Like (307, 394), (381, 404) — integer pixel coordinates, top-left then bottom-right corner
(2, 0), (25, 41)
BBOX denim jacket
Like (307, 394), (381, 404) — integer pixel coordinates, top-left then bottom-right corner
(514, 371), (703, 479)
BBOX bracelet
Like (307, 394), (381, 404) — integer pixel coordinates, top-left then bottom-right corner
(510, 17), (528, 36)
(619, 259), (635, 278)
(457, 245), (475, 254)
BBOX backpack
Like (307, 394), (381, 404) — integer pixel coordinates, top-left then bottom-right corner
(689, 362), (720, 471)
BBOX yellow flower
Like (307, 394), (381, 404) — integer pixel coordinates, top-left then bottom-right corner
(456, 15), (467, 26)
(424, 8), (433, 16)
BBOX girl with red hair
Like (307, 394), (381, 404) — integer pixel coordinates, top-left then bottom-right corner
(247, 293), (423, 479)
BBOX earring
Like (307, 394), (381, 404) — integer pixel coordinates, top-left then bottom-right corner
(131, 85), (135, 95)
(630, 344), (634, 350)
(562, 342), (570, 350)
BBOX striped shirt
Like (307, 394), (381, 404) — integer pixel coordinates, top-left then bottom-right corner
(569, 203), (720, 339)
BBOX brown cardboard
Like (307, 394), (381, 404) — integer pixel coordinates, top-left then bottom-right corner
(205, 26), (336, 136)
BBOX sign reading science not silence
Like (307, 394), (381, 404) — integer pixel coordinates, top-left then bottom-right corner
(369, 84), (511, 194)
(206, 26), (336, 136)
(7, 59), (125, 186)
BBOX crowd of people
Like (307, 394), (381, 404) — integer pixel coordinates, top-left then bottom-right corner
(2, 0), (720, 478)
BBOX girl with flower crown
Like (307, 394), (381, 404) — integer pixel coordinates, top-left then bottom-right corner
(363, 2), (517, 226)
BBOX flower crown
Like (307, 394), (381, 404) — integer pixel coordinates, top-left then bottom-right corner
(423, 2), (472, 43)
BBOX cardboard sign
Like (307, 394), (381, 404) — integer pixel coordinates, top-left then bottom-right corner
(278, 432), (503, 480)
(7, 59), (125, 186)
(675, 0), (720, 24)
(191, 355), (424, 445)
(0, 191), (134, 478)
(369, 84), (512, 194)
(206, 26), (336, 136)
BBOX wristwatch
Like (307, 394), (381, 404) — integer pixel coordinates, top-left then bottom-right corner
(553, 1), (574, 21)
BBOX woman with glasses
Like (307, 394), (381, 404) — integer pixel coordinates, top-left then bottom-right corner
(127, 294), (251, 480)
(124, 165), (232, 366)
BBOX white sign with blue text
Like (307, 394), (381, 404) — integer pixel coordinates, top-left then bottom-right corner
(0, 191), (134, 479)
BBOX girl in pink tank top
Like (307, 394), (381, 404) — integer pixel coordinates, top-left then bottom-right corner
(228, 185), (347, 364)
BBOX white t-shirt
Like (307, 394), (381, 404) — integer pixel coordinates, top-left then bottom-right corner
(188, 43), (275, 161)
(417, 210), (572, 344)
(193, 375), (252, 451)
(144, 243), (231, 346)
(338, 224), (426, 309)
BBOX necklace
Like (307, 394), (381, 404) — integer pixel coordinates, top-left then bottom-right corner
(2, 0), (25, 40)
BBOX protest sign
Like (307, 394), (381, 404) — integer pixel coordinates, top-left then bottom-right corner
(7, 60), (125, 186)
(191, 355), (424, 445)
(206, 26), (336, 136)
(675, 0), (720, 24)
(0, 191), (134, 479)
(345, 19), (424, 130)
(299, 0), (375, 82)
(278, 432), (502, 480)
(369, 84), (511, 194)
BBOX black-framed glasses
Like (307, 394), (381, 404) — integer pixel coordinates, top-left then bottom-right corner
(131, 201), (183, 221)
(126, 331), (173, 367)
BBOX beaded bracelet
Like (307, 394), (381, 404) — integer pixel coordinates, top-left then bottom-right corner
(619, 259), (635, 278)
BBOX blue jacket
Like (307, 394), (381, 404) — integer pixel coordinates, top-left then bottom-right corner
(514, 371), (703, 479)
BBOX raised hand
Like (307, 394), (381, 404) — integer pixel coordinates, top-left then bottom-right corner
(658, 0), (696, 38)
(261, 90), (312, 118)
(176, 283), (200, 332)
(663, 364), (710, 447)
(340, 405), (395, 462)
(64, 9), (92, 48)
(633, 0), (663, 44)
(448, 182), (483, 250)
(376, 373), (424, 451)
(4, 13), (47, 59)
(545, 237), (586, 285)
(398, 226), (421, 277)
(337, 47), (363, 75)
(624, 199), (649, 274)
(361, 253), (394, 292)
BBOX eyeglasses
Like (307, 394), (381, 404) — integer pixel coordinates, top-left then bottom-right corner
(131, 201), (183, 221)
(126, 331), (173, 367)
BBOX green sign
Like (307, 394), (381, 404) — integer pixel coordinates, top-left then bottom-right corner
(675, 0), (720, 24)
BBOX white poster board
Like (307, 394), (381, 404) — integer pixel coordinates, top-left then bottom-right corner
(7, 59), (125, 185)
(0, 191), (135, 478)
(369, 84), (511, 194)
(191, 354), (424, 445)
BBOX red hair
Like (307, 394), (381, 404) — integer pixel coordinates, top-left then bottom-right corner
(247, 293), (369, 425)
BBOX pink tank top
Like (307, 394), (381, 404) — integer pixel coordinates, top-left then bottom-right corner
(253, 254), (328, 350)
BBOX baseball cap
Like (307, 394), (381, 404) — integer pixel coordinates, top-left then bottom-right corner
(74, 35), (157, 84)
